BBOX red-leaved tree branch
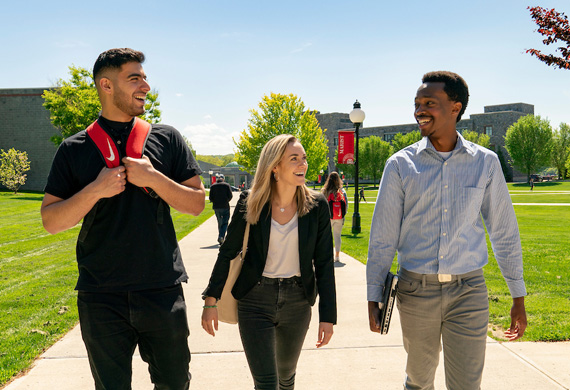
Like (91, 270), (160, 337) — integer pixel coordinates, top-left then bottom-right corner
(526, 6), (570, 70)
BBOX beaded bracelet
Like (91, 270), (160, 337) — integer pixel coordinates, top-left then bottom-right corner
(203, 305), (217, 309)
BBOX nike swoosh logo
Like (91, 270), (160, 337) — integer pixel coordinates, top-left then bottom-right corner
(105, 139), (115, 162)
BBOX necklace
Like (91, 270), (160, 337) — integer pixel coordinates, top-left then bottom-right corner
(275, 201), (293, 213)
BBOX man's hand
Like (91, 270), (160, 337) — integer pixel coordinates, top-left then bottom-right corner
(504, 296), (527, 341)
(122, 156), (156, 188)
(93, 166), (127, 199)
(368, 301), (382, 333)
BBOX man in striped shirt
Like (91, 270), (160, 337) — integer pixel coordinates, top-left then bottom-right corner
(367, 71), (527, 390)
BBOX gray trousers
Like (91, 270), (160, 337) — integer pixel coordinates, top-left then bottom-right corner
(397, 268), (489, 390)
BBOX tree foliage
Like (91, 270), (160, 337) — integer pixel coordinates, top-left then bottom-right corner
(392, 131), (422, 152)
(526, 6), (570, 70)
(504, 115), (553, 181)
(462, 130), (491, 149)
(182, 136), (197, 157)
(235, 92), (328, 180)
(552, 123), (570, 179)
(43, 65), (161, 146)
(0, 148), (31, 194)
(359, 136), (393, 185)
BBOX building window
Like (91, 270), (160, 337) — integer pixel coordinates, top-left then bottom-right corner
(485, 126), (493, 136)
(334, 137), (338, 146)
(384, 133), (396, 142)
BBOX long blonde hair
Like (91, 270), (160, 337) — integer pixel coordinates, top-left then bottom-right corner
(246, 134), (317, 224)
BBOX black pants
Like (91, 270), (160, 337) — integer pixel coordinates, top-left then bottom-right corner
(77, 284), (191, 390)
(238, 276), (312, 390)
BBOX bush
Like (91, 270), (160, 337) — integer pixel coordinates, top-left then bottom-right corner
(0, 148), (31, 194)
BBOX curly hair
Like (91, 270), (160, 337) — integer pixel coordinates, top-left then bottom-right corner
(422, 71), (469, 122)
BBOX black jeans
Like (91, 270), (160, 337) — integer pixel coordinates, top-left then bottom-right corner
(77, 284), (191, 390)
(238, 276), (312, 390)
(214, 208), (230, 240)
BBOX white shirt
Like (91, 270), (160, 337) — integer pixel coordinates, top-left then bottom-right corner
(263, 213), (301, 278)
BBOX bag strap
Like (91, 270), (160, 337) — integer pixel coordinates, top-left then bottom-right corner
(241, 222), (251, 258)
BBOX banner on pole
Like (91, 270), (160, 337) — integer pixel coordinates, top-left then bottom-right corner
(338, 131), (355, 164)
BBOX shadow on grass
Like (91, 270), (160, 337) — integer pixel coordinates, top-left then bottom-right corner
(511, 182), (562, 188)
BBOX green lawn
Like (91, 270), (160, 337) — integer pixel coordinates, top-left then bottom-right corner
(0, 191), (214, 386)
(340, 182), (570, 342)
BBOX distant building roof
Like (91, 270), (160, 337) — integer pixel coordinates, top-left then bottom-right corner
(225, 161), (244, 168)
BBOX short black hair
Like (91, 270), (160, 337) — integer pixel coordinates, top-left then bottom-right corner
(93, 48), (145, 82)
(422, 71), (469, 122)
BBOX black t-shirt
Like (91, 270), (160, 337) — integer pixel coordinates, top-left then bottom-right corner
(45, 117), (202, 292)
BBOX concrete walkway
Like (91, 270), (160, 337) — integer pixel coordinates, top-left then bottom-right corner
(4, 198), (570, 389)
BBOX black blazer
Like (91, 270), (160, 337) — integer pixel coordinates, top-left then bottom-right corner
(203, 191), (337, 324)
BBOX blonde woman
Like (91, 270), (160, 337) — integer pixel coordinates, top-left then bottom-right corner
(202, 134), (337, 389)
(322, 172), (348, 262)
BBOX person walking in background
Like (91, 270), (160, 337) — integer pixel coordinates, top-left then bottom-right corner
(530, 178), (534, 191)
(367, 71), (526, 389)
(322, 172), (348, 262)
(359, 187), (367, 203)
(202, 134), (337, 390)
(40, 48), (205, 389)
(209, 174), (233, 245)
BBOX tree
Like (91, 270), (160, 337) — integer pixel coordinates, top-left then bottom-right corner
(462, 130), (491, 149)
(196, 155), (223, 166)
(552, 123), (570, 179)
(235, 93), (328, 180)
(0, 148), (31, 194)
(504, 115), (553, 181)
(526, 6), (570, 70)
(43, 65), (162, 146)
(392, 131), (422, 152)
(359, 136), (393, 186)
(220, 154), (237, 167)
(182, 136), (197, 157)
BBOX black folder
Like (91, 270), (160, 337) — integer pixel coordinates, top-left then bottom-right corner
(379, 272), (398, 335)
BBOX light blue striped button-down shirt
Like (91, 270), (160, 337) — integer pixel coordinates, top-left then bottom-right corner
(367, 133), (526, 302)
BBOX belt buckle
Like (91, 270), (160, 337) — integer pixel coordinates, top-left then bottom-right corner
(438, 274), (452, 283)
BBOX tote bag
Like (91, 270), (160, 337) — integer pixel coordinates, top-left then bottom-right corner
(217, 222), (250, 324)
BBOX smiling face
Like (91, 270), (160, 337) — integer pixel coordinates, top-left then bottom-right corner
(414, 82), (462, 140)
(99, 61), (150, 122)
(273, 141), (308, 188)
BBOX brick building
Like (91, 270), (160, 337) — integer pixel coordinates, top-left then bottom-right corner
(0, 88), (58, 192)
(316, 103), (534, 181)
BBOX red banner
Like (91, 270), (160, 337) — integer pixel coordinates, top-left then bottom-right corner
(338, 131), (355, 164)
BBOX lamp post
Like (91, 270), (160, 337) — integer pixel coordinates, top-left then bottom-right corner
(349, 100), (365, 234)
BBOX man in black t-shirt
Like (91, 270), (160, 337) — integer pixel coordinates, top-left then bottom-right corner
(209, 174), (233, 245)
(41, 48), (205, 389)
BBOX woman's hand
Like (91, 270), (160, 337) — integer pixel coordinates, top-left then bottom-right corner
(201, 297), (219, 336)
(316, 322), (334, 348)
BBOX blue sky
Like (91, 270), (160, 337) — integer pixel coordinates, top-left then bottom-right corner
(1, 0), (569, 154)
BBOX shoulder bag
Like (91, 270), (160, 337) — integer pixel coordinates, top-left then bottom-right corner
(217, 222), (250, 324)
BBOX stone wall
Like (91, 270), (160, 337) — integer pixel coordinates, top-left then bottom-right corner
(0, 88), (58, 192)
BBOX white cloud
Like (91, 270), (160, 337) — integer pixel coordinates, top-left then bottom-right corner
(182, 123), (239, 155)
(175, 93), (183, 97)
(290, 42), (312, 54)
(203, 114), (212, 120)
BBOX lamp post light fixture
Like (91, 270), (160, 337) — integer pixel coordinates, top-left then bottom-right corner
(349, 100), (365, 234)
